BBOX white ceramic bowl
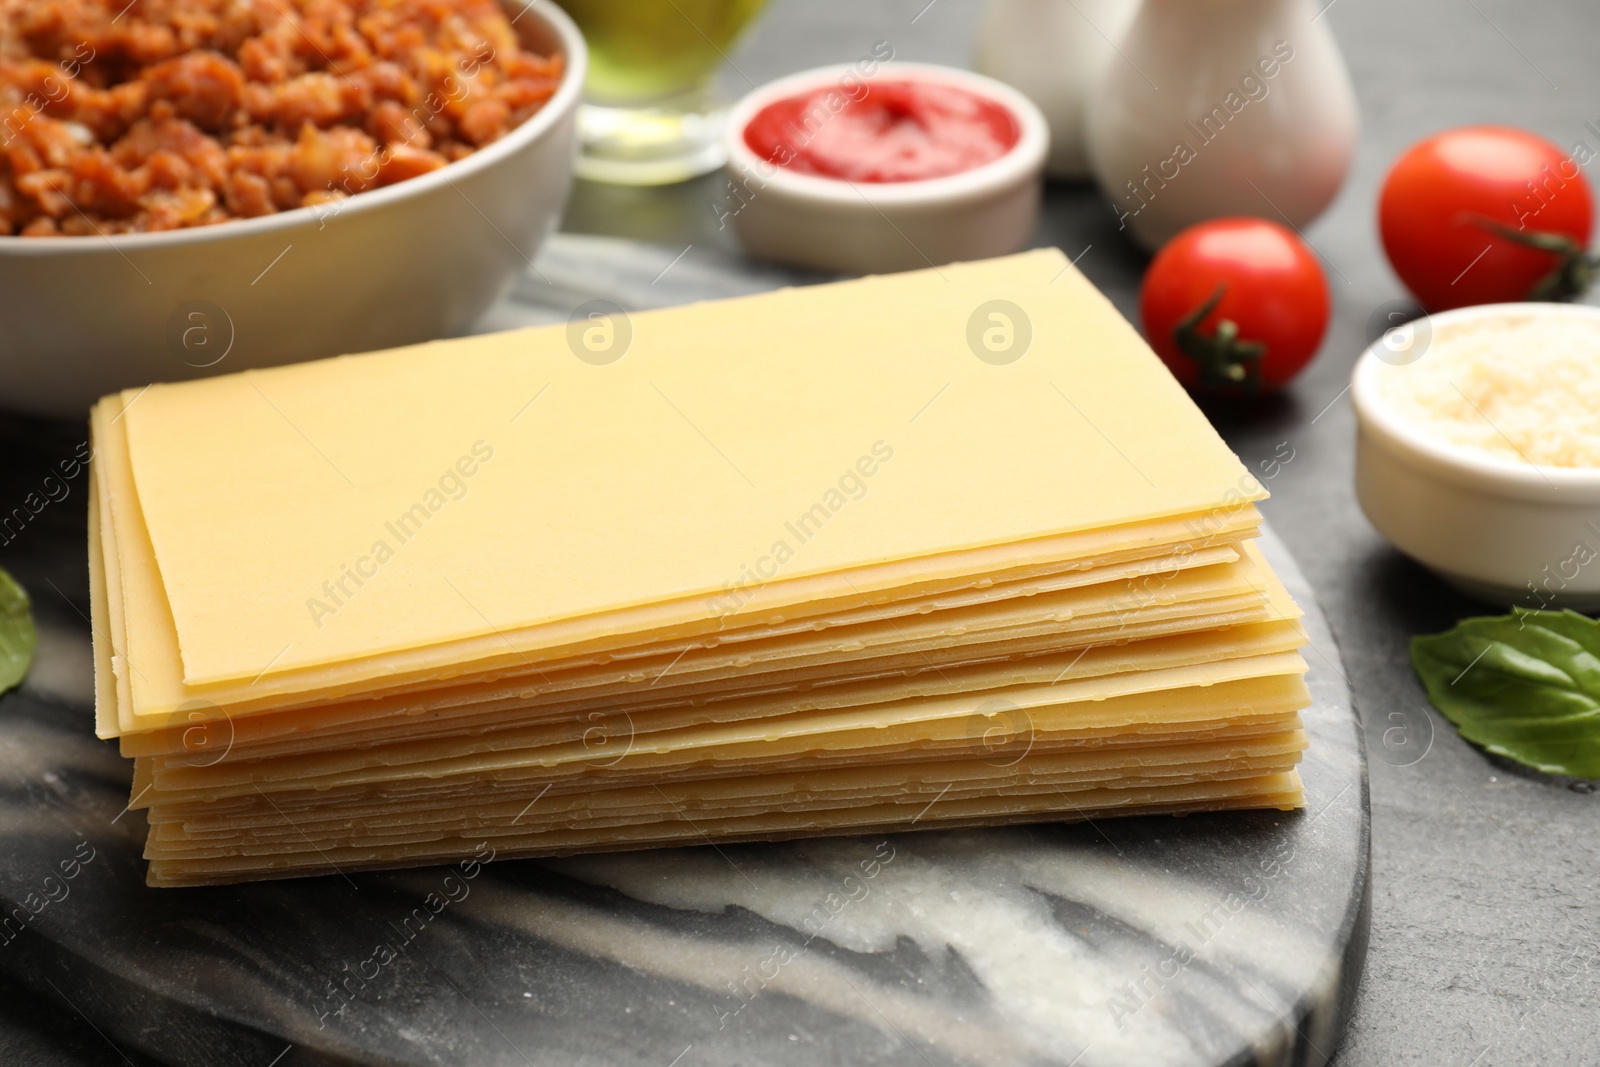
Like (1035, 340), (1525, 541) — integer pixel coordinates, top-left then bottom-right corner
(1352, 302), (1600, 608)
(0, 0), (585, 419)
(723, 63), (1048, 275)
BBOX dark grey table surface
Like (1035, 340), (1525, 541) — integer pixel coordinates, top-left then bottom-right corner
(2, 1), (1597, 1065)
(565, 2), (1600, 1064)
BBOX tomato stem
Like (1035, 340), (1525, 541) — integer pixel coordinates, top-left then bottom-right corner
(1463, 214), (1599, 302)
(1173, 283), (1267, 392)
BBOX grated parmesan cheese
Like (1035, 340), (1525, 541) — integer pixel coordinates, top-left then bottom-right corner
(1374, 313), (1600, 468)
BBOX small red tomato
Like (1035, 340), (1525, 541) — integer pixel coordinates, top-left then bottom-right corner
(1379, 125), (1595, 312)
(1139, 218), (1331, 394)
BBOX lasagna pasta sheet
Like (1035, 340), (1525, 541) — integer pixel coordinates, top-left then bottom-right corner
(89, 249), (1308, 887)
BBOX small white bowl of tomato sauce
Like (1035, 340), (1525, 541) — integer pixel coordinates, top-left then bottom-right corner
(723, 62), (1048, 275)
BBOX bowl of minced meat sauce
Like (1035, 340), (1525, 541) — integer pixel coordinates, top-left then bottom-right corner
(0, 0), (585, 416)
(1352, 303), (1600, 608)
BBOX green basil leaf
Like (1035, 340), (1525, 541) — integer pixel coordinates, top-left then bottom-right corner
(1411, 609), (1600, 779)
(0, 566), (34, 695)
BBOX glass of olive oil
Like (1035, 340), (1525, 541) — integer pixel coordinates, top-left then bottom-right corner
(555, 0), (768, 185)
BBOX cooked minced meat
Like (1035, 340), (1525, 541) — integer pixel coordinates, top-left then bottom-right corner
(0, 0), (564, 234)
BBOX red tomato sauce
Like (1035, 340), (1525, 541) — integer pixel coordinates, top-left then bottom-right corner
(743, 80), (1020, 182)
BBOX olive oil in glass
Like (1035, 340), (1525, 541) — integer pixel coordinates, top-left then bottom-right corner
(555, 0), (768, 184)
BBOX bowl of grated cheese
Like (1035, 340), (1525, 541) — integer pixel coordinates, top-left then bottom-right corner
(1352, 302), (1600, 609)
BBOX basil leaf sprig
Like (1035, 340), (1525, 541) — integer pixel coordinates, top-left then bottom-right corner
(0, 566), (34, 695)
(1411, 609), (1600, 779)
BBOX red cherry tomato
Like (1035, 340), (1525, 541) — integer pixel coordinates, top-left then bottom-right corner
(1139, 218), (1330, 394)
(1379, 125), (1594, 312)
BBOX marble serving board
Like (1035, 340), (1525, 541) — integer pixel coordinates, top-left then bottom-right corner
(0, 238), (1369, 1067)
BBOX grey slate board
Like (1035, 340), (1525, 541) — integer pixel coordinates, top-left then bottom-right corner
(0, 398), (1368, 1067)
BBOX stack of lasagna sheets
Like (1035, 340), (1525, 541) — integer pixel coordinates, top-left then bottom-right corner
(90, 249), (1310, 887)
